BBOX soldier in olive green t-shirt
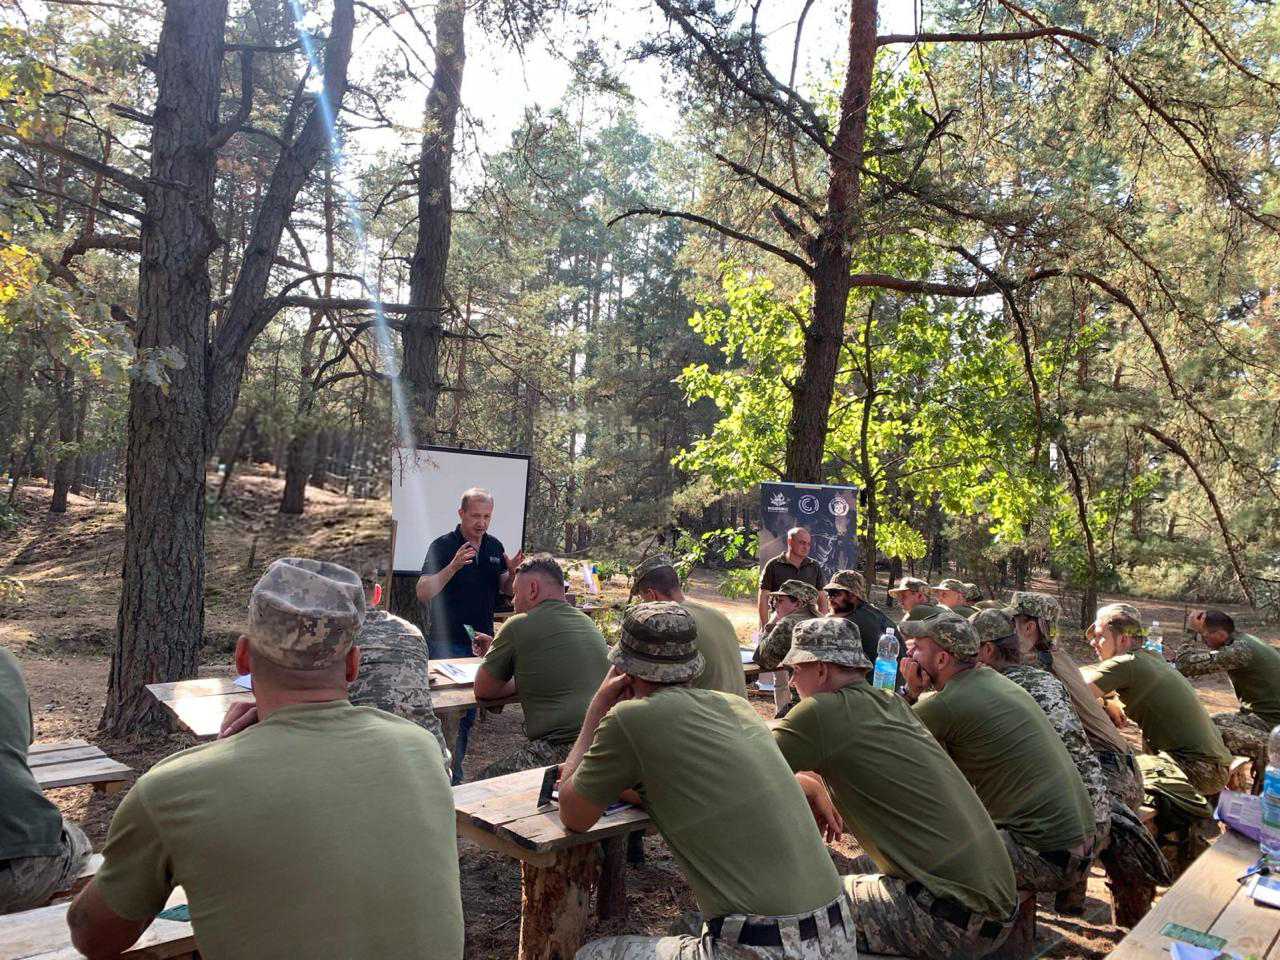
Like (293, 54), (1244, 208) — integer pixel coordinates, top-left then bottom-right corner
(476, 555), (609, 779)
(901, 613), (1096, 896)
(67, 559), (463, 960)
(629, 555), (749, 698)
(774, 618), (1016, 960)
(1087, 610), (1231, 796)
(562, 603), (855, 960)
(1176, 609), (1280, 762)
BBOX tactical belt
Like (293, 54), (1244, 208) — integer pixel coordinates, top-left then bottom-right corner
(706, 901), (845, 946)
(905, 881), (1006, 939)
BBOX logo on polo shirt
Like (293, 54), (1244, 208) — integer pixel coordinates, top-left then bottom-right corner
(828, 496), (850, 517)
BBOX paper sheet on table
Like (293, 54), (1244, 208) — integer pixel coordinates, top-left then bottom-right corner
(436, 662), (480, 684)
(1171, 945), (1241, 960)
(1246, 872), (1280, 908)
(740, 647), (756, 664)
(233, 674), (252, 690)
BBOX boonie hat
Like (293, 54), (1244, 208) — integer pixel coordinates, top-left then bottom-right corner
(608, 601), (705, 683)
(1085, 601), (1144, 642)
(963, 582), (982, 602)
(629, 555), (677, 597)
(932, 578), (967, 594)
(770, 579), (819, 606)
(247, 557), (366, 670)
(823, 570), (866, 598)
(899, 611), (979, 660)
(781, 617), (871, 671)
(888, 576), (929, 597)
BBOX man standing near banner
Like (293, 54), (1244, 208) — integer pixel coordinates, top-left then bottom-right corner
(417, 487), (523, 783)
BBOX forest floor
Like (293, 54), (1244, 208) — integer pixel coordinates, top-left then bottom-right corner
(0, 467), (1270, 959)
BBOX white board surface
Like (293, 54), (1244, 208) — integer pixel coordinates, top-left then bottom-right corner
(390, 446), (530, 574)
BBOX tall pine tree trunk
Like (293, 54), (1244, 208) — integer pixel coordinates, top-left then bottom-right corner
(104, 0), (225, 735)
(49, 364), (75, 513)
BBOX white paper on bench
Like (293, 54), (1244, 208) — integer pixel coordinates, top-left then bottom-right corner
(437, 662), (480, 683)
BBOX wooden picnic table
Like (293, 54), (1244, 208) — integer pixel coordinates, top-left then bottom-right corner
(0, 887), (193, 960)
(453, 766), (651, 960)
(1109, 828), (1280, 959)
(28, 740), (131, 793)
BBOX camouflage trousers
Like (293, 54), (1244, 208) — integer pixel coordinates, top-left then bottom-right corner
(999, 830), (1093, 894)
(1165, 751), (1230, 797)
(841, 859), (1011, 959)
(1211, 712), (1271, 764)
(1097, 749), (1145, 812)
(574, 895), (856, 960)
(478, 738), (573, 781)
(0, 823), (91, 914)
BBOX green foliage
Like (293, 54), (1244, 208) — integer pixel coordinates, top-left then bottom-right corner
(0, 575), (23, 606)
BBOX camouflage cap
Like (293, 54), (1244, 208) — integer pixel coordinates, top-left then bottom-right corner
(898, 611), (980, 660)
(1007, 592), (1061, 622)
(963, 582), (982, 602)
(888, 576), (929, 597)
(823, 570), (866, 598)
(630, 554), (676, 588)
(247, 558), (366, 670)
(932, 578), (967, 594)
(770, 579), (819, 606)
(609, 601), (705, 683)
(1085, 601), (1143, 641)
(971, 608), (1017, 647)
(780, 617), (872, 671)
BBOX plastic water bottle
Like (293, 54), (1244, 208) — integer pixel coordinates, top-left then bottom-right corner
(1143, 620), (1163, 658)
(1261, 725), (1280, 864)
(873, 631), (898, 691)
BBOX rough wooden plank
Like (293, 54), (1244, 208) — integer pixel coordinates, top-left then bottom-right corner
(34, 757), (131, 791)
(145, 677), (240, 700)
(1109, 830), (1254, 960)
(498, 805), (650, 853)
(26, 746), (105, 769)
(0, 887), (192, 960)
(456, 821), (557, 868)
(159, 691), (254, 738)
(26, 740), (90, 756)
(1208, 861), (1280, 958)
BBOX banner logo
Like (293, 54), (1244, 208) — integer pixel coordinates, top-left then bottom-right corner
(798, 494), (820, 514)
(828, 496), (850, 517)
(767, 492), (789, 512)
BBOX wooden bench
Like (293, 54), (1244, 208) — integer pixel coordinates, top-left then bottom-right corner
(28, 740), (131, 793)
(0, 886), (193, 959)
(1110, 828), (1280, 959)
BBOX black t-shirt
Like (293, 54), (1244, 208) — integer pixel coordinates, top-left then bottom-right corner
(758, 553), (825, 592)
(421, 526), (506, 658)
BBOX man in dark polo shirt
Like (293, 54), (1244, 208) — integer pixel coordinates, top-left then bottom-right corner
(416, 487), (523, 783)
(757, 527), (828, 627)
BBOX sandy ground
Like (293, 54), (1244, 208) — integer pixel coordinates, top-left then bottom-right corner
(1, 470), (1271, 958)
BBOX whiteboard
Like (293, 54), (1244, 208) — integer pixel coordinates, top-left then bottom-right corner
(390, 446), (530, 574)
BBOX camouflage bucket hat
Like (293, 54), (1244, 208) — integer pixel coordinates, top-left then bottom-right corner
(780, 617), (872, 671)
(247, 558), (366, 670)
(629, 554), (677, 598)
(609, 601), (705, 683)
(898, 612), (980, 660)
(770, 578), (819, 606)
(823, 570), (866, 598)
(888, 576), (929, 597)
(932, 578), (967, 594)
(971, 608), (1017, 647)
(963, 582), (982, 602)
(1085, 601), (1144, 642)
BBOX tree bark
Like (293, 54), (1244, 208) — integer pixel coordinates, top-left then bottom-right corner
(104, 0), (226, 735)
(69, 386), (88, 496)
(280, 426), (317, 515)
(308, 428), (329, 489)
(49, 364), (75, 513)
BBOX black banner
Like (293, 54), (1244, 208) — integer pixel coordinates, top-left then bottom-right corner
(758, 483), (859, 581)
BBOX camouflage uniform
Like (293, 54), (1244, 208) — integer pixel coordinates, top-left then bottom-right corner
(347, 609), (449, 766)
(478, 739), (571, 780)
(575, 898), (856, 960)
(610, 602), (706, 683)
(755, 581), (820, 672)
(247, 557), (365, 668)
(1176, 634), (1274, 760)
(0, 823), (93, 914)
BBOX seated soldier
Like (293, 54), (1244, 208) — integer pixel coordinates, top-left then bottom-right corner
(1176, 608), (1280, 764)
(823, 570), (893, 664)
(631, 555), (748, 698)
(887, 576), (937, 620)
(773, 618), (1017, 959)
(218, 566), (450, 770)
(473, 554), (609, 779)
(1008, 592), (1144, 812)
(68, 558), (463, 960)
(1085, 605), (1232, 797)
(900, 613), (1096, 895)
(754, 579), (820, 718)
(932, 579), (978, 618)
(561, 603), (856, 960)
(0, 648), (92, 914)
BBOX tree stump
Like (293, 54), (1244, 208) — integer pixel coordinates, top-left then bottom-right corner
(596, 836), (627, 920)
(518, 844), (597, 960)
